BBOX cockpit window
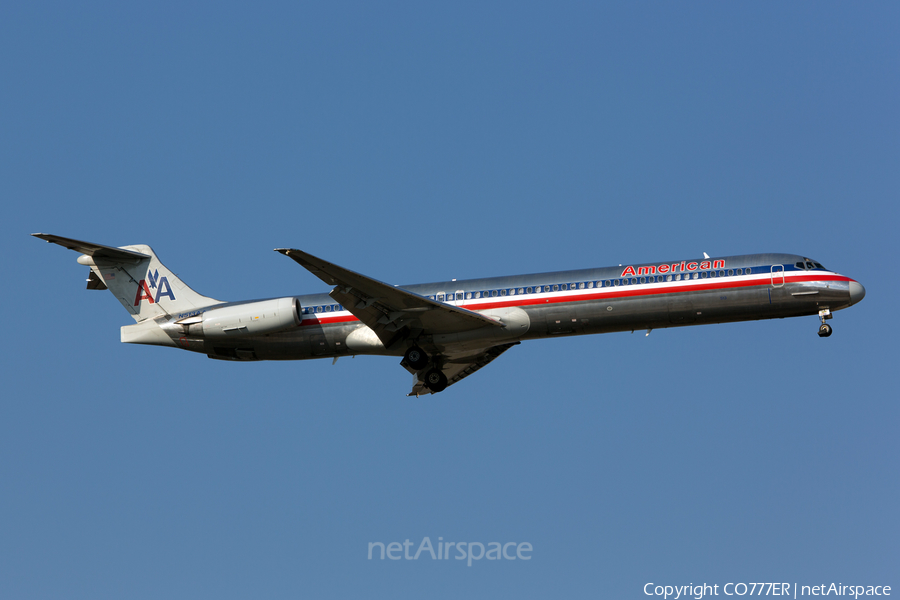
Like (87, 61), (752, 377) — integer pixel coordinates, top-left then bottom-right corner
(799, 258), (828, 271)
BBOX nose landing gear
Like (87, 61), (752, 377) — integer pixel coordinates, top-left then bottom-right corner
(817, 309), (833, 338)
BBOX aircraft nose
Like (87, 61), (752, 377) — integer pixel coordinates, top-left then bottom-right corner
(849, 280), (866, 306)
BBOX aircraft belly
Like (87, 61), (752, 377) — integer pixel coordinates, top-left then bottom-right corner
(202, 324), (365, 361)
(522, 284), (787, 338)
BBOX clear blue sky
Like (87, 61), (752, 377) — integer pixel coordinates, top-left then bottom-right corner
(1, 2), (897, 598)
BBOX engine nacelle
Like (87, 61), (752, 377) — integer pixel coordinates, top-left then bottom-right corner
(197, 297), (302, 338)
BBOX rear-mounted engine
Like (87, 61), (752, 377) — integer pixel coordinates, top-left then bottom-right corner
(177, 297), (302, 338)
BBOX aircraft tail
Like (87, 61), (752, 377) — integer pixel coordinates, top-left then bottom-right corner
(33, 234), (222, 321)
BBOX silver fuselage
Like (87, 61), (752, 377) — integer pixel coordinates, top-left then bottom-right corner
(169, 253), (860, 362)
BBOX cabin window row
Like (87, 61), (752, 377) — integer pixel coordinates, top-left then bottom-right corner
(302, 304), (344, 314)
(302, 267), (757, 313)
(428, 268), (755, 301)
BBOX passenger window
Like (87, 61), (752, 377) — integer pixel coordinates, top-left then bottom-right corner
(490, 290), (497, 297)
(500, 289), (508, 296)
(728, 269), (734, 276)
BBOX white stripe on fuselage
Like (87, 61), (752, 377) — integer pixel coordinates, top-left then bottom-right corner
(300, 270), (846, 326)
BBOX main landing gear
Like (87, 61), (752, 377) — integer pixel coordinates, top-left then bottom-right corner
(817, 309), (833, 338)
(403, 345), (429, 370)
(401, 345), (448, 393)
(400, 346), (448, 394)
(423, 368), (448, 393)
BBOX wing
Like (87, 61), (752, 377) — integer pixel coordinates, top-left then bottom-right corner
(408, 343), (519, 396)
(276, 248), (502, 349)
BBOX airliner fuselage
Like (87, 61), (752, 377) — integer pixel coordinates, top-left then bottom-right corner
(33, 235), (866, 396)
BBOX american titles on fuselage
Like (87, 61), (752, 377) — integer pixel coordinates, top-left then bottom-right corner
(621, 260), (725, 277)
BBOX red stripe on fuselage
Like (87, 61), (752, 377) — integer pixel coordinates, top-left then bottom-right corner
(299, 274), (852, 327)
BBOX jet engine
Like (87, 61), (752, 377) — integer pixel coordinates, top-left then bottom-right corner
(178, 297), (303, 338)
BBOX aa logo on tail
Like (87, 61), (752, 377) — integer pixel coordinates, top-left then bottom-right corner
(134, 268), (176, 306)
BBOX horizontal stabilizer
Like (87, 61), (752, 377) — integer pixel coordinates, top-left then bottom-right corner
(32, 233), (150, 263)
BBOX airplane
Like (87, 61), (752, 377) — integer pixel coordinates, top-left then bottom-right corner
(33, 233), (866, 396)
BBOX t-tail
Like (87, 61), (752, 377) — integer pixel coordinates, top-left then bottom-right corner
(32, 233), (223, 344)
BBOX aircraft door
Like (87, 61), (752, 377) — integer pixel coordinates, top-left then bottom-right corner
(547, 308), (577, 334)
(771, 265), (785, 288)
(311, 333), (330, 356)
(438, 290), (464, 306)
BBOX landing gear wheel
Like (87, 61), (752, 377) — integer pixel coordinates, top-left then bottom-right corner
(818, 323), (833, 338)
(404, 346), (429, 370)
(424, 369), (448, 393)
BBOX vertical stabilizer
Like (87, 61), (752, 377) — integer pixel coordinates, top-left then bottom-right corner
(33, 234), (223, 321)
